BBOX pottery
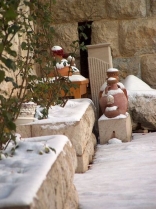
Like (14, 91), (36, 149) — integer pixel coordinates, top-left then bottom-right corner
(99, 77), (128, 118)
(48, 66), (72, 77)
(99, 68), (128, 100)
(48, 46), (73, 77)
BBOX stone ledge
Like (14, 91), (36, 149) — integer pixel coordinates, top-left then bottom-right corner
(98, 113), (132, 144)
(0, 135), (78, 209)
(16, 101), (97, 173)
(76, 133), (96, 173)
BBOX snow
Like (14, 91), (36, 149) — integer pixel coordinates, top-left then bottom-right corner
(99, 112), (128, 120)
(122, 75), (153, 91)
(0, 135), (69, 208)
(107, 88), (124, 95)
(74, 132), (156, 209)
(44, 74), (86, 83)
(34, 98), (94, 124)
(107, 68), (118, 72)
(100, 81), (126, 92)
(108, 77), (116, 81)
(51, 45), (62, 51)
(73, 75), (156, 209)
(122, 75), (156, 100)
(108, 138), (122, 144)
(0, 98), (94, 207)
(56, 58), (70, 69)
(68, 74), (86, 81)
(105, 106), (118, 111)
(0, 75), (156, 208)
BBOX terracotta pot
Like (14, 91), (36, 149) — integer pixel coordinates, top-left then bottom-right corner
(99, 78), (128, 118)
(48, 66), (72, 77)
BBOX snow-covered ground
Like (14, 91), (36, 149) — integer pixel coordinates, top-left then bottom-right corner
(74, 132), (156, 209)
(0, 74), (156, 208)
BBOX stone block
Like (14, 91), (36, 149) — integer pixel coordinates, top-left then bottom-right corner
(16, 102), (96, 173)
(31, 105), (95, 156)
(91, 20), (119, 57)
(98, 113), (132, 144)
(16, 124), (31, 138)
(122, 75), (156, 130)
(76, 133), (96, 173)
(0, 136), (78, 209)
(119, 18), (156, 56)
(141, 54), (156, 89)
(106, 0), (146, 19)
(51, 0), (107, 23)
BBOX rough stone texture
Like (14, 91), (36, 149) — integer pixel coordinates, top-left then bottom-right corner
(16, 104), (97, 173)
(150, 0), (156, 16)
(52, 23), (79, 55)
(98, 113), (132, 144)
(119, 18), (156, 57)
(32, 141), (78, 209)
(2, 0), (156, 94)
(0, 3), (40, 95)
(141, 54), (156, 89)
(0, 137), (78, 209)
(31, 105), (95, 155)
(113, 56), (141, 80)
(16, 124), (32, 138)
(35, 1), (156, 90)
(76, 133), (96, 173)
(128, 91), (156, 130)
(91, 20), (120, 57)
(51, 0), (107, 23)
(122, 75), (156, 131)
(105, 0), (147, 19)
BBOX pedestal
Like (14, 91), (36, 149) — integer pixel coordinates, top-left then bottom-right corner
(98, 113), (132, 144)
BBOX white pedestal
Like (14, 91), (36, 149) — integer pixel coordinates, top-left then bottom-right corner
(98, 113), (132, 144)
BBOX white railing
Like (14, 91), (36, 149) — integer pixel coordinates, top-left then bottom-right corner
(88, 57), (110, 119)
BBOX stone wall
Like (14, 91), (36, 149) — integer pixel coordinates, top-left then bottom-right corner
(16, 102), (97, 173)
(51, 0), (156, 88)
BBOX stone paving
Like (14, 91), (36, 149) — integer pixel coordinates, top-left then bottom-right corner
(74, 132), (156, 209)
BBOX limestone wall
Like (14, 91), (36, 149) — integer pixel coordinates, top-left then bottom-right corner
(51, 0), (156, 88)
(16, 103), (97, 173)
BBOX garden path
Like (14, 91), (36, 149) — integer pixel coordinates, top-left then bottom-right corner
(74, 132), (156, 209)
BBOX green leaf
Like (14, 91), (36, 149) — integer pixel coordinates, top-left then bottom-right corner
(0, 43), (4, 54)
(49, 147), (56, 153)
(5, 47), (17, 57)
(0, 70), (5, 83)
(21, 42), (27, 50)
(8, 24), (21, 35)
(7, 121), (16, 131)
(2, 58), (16, 71)
(5, 76), (14, 83)
(5, 7), (18, 21)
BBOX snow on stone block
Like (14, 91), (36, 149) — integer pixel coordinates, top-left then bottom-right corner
(0, 135), (78, 209)
(98, 113), (132, 144)
(122, 75), (156, 130)
(16, 99), (96, 173)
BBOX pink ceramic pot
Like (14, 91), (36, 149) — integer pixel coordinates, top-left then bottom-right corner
(99, 78), (128, 118)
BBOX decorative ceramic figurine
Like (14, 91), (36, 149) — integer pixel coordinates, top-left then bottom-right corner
(49, 45), (79, 77)
(99, 68), (128, 118)
(99, 68), (128, 100)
